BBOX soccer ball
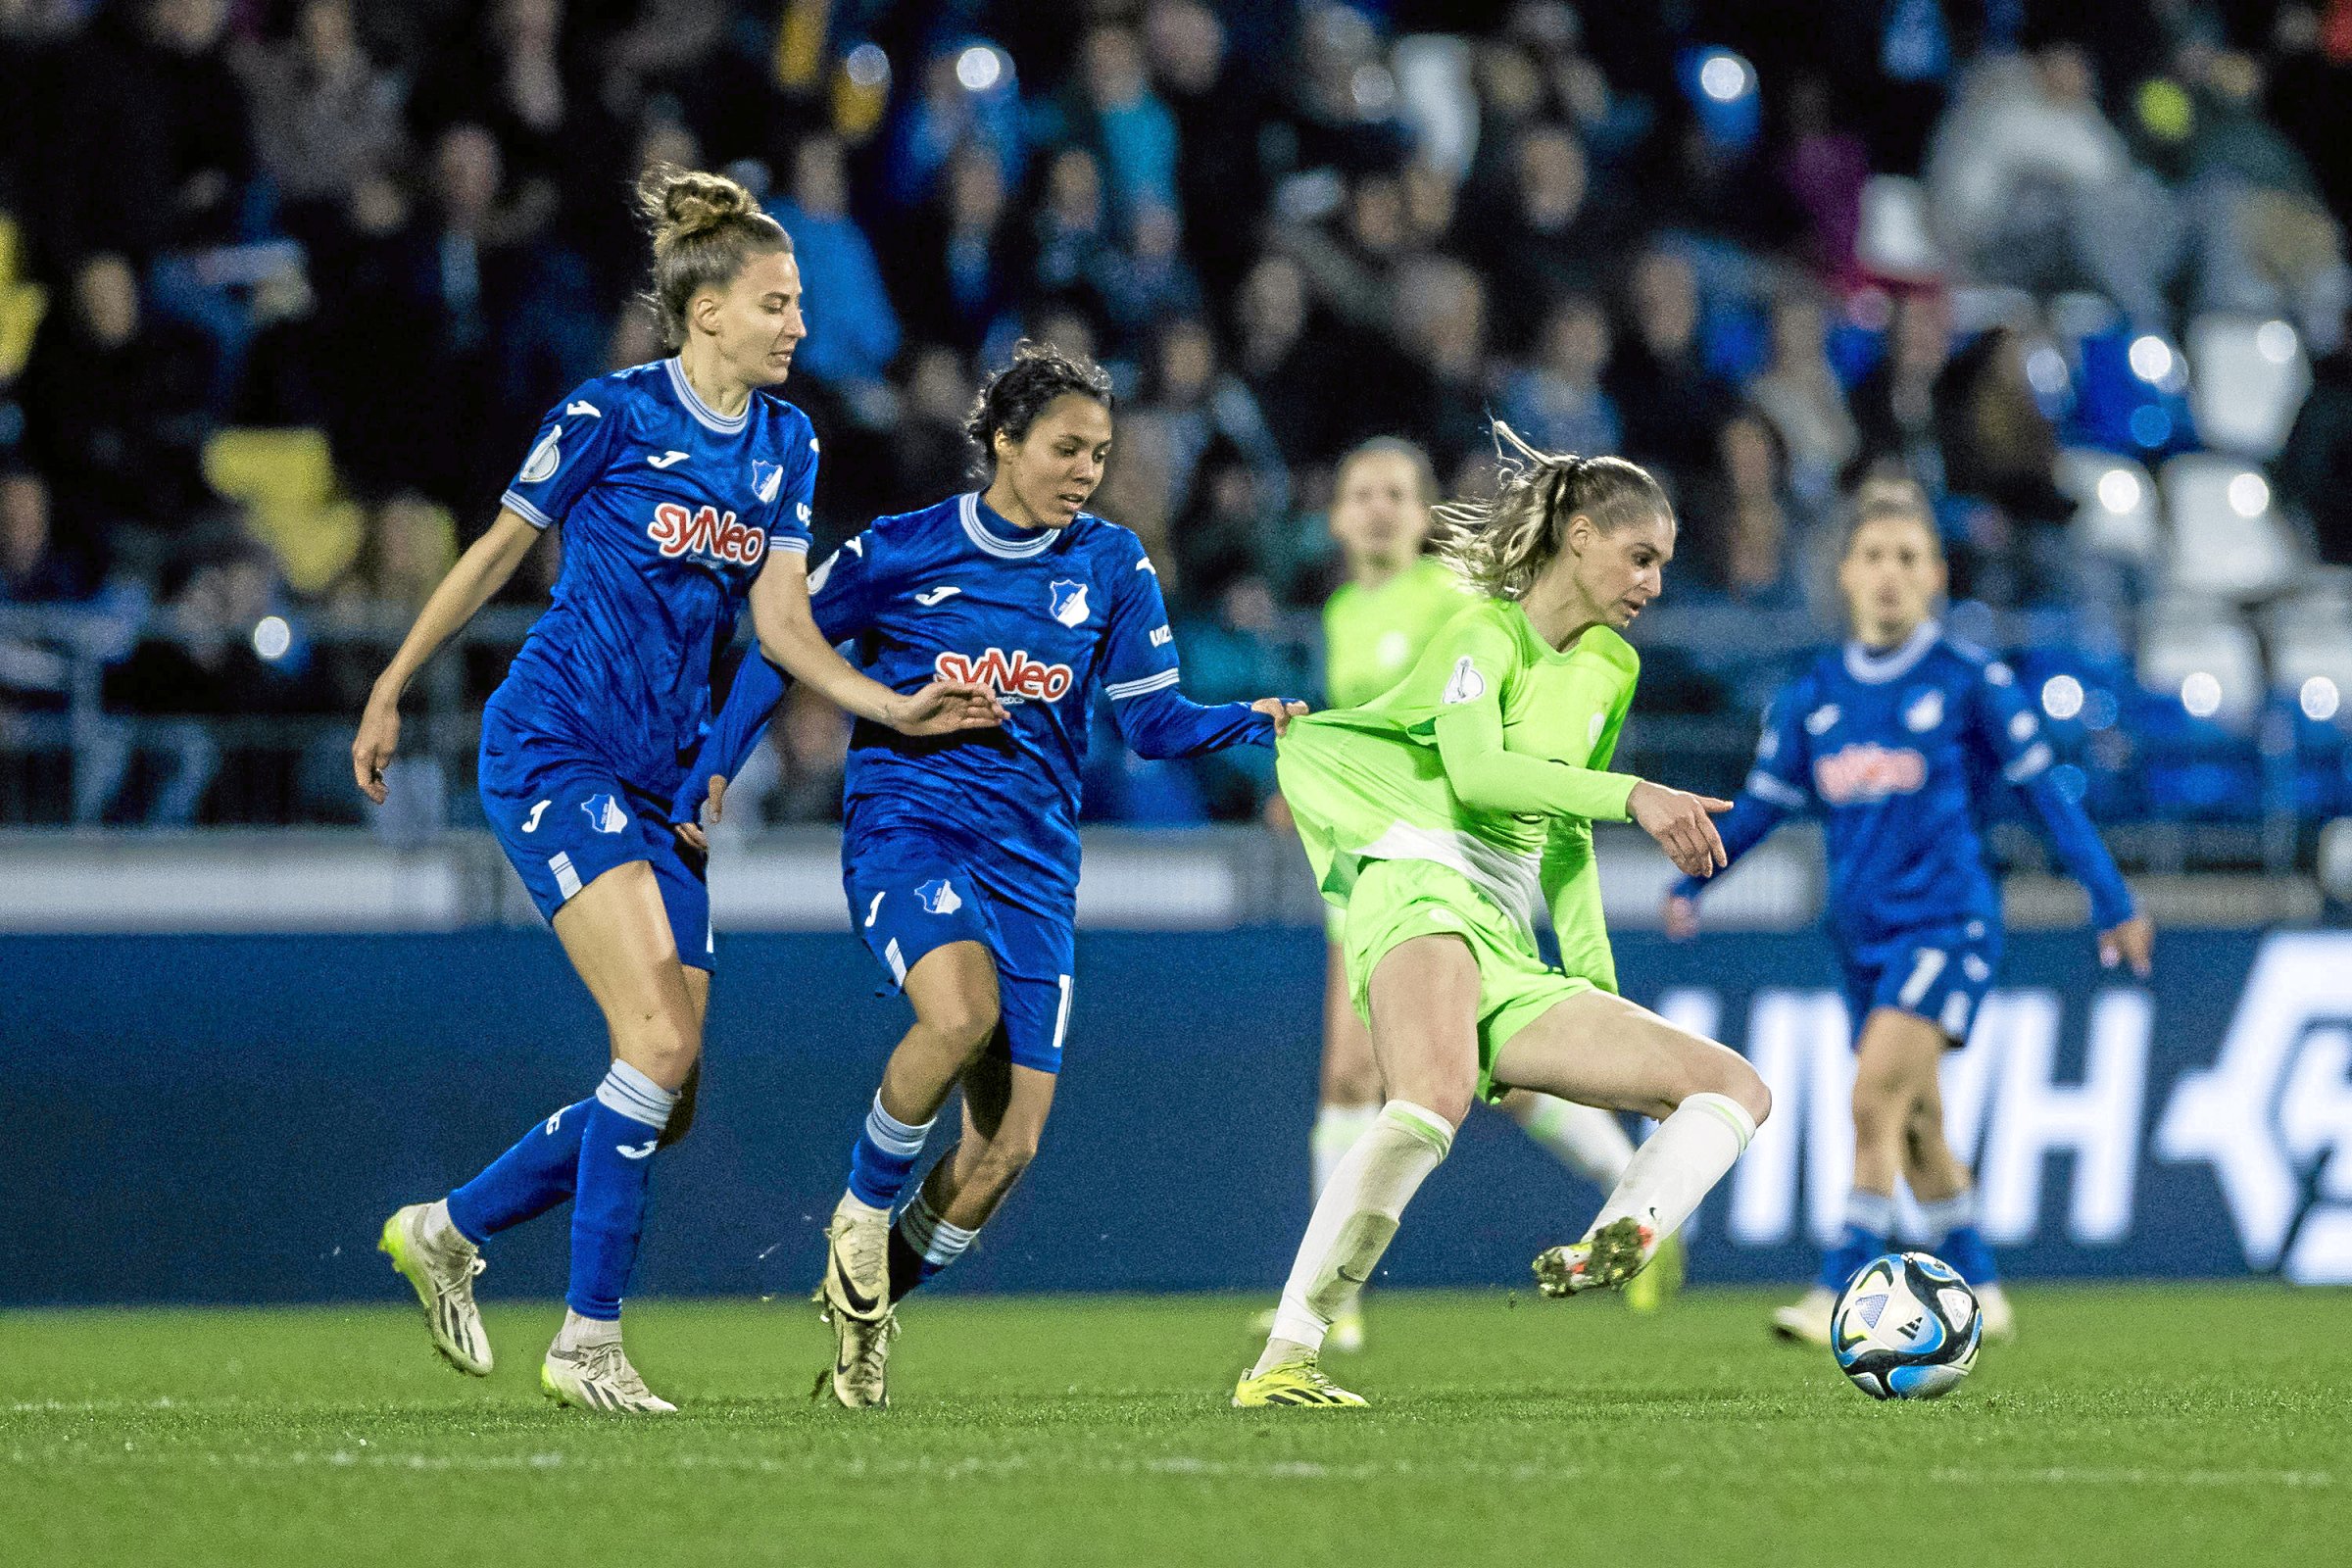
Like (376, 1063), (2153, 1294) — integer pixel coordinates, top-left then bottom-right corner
(1831, 1250), (1981, 1400)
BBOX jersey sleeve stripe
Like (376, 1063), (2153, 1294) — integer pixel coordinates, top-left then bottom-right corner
(1746, 769), (1809, 808)
(1104, 668), (1182, 701)
(501, 490), (556, 529)
(770, 535), (810, 554)
(2002, 742), (2054, 783)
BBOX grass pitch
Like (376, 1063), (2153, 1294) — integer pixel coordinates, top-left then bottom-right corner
(4, 1286), (2344, 1567)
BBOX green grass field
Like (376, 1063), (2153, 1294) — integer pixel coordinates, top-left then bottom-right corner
(4, 1286), (2345, 1567)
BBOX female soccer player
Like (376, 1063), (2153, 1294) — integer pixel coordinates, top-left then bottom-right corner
(354, 166), (996, 1414)
(1235, 431), (1773, 1408)
(1667, 482), (2153, 1346)
(1296, 438), (1675, 1354)
(677, 341), (1303, 1408)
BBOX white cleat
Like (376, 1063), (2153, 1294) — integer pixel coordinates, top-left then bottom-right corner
(820, 1194), (893, 1324)
(378, 1202), (492, 1376)
(1976, 1282), (2017, 1344)
(541, 1336), (676, 1415)
(816, 1301), (899, 1408)
(1771, 1286), (1837, 1347)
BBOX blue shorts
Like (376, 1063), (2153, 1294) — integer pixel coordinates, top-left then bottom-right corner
(842, 828), (1074, 1075)
(479, 705), (712, 970)
(1839, 921), (2000, 1046)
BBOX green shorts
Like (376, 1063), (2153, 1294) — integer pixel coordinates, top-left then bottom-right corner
(1338, 857), (1594, 1103)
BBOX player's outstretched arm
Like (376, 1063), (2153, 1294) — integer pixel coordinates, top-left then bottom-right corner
(354, 508), (542, 803)
(746, 551), (1004, 737)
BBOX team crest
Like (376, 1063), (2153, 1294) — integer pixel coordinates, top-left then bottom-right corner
(751, 459), (784, 505)
(915, 877), (963, 915)
(1048, 579), (1091, 627)
(1904, 689), (1944, 732)
(581, 794), (629, 834)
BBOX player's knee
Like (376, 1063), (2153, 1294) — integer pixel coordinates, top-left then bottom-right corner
(1850, 1077), (1907, 1144)
(917, 992), (1001, 1056)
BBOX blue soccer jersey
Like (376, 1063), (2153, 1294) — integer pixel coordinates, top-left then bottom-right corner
(1675, 622), (2134, 1036)
(492, 356), (817, 799)
(681, 490), (1274, 1071)
(478, 357), (817, 959)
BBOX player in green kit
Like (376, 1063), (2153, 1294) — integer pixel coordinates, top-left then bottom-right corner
(1236, 431), (1774, 1407)
(1294, 441), (1677, 1356)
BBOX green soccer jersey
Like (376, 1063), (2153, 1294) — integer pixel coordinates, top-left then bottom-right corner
(1277, 595), (1642, 972)
(1322, 557), (1473, 710)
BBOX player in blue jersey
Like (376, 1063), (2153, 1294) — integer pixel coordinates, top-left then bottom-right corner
(1667, 481), (2154, 1346)
(675, 341), (1304, 1407)
(351, 167), (997, 1414)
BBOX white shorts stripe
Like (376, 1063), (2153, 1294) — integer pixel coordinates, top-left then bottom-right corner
(884, 938), (907, 986)
(1051, 973), (1074, 1054)
(1897, 948), (1948, 1008)
(549, 852), (582, 900)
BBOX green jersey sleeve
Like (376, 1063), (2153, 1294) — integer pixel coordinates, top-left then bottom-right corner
(1424, 608), (1641, 824)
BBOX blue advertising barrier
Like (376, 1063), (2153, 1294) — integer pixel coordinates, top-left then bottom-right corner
(5, 927), (2349, 1306)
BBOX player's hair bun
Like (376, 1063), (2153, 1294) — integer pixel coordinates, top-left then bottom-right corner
(639, 166), (757, 252)
(633, 164), (791, 352)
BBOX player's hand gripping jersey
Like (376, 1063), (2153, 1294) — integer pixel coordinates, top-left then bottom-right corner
(490, 358), (817, 798)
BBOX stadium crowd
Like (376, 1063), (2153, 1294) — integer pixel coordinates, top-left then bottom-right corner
(4, 0), (2352, 830)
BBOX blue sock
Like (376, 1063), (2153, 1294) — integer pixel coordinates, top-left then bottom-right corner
(567, 1062), (679, 1321)
(1920, 1190), (1998, 1285)
(445, 1100), (590, 1244)
(888, 1185), (976, 1302)
(1816, 1190), (1895, 1294)
(846, 1093), (934, 1210)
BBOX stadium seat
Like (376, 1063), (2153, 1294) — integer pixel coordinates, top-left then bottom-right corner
(2072, 328), (2197, 458)
(2186, 314), (2312, 461)
(2056, 447), (2161, 564)
(1855, 174), (1940, 283)
(2137, 601), (2265, 729)
(1947, 284), (2036, 337)
(202, 428), (364, 594)
(2047, 290), (2120, 350)
(2158, 453), (2301, 600)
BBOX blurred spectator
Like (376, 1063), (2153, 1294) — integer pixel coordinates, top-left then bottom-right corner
(1935, 325), (2075, 606)
(53, 0), (255, 266)
(1780, 74), (1871, 287)
(1167, 572), (1308, 816)
(1026, 146), (1123, 336)
(1274, 2), (1408, 182)
(1277, 168), (1412, 339)
(771, 135), (901, 393)
(1925, 43), (2182, 326)
(237, 0), (405, 247)
(1606, 246), (1738, 490)
(1146, 0), (1267, 298)
(0, 468), (85, 604)
(1234, 254), (1335, 465)
(1132, 318), (1289, 521)
(1496, 292), (1620, 459)
(1392, 255), (1494, 473)
(1099, 203), (1204, 359)
(1683, 411), (1810, 613)
(1469, 122), (1615, 350)
(1847, 291), (1953, 497)
(1166, 451), (1282, 615)
(892, 344), (980, 503)
(893, 142), (1018, 355)
(1068, 26), (1180, 227)
(1747, 288), (1860, 504)
(22, 253), (220, 582)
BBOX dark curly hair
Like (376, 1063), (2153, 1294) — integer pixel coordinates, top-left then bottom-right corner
(964, 339), (1115, 480)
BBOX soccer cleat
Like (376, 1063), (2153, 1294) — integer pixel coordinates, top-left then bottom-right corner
(1231, 1358), (1367, 1408)
(1976, 1282), (2017, 1344)
(1770, 1286), (1837, 1346)
(820, 1194), (892, 1324)
(814, 1297), (898, 1408)
(540, 1337), (676, 1414)
(1623, 1228), (1685, 1314)
(378, 1203), (492, 1376)
(1327, 1301), (1366, 1353)
(1532, 1216), (1652, 1298)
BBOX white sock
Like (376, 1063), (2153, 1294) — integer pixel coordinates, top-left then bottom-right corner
(1310, 1102), (1380, 1199)
(1257, 1101), (1453, 1374)
(1916, 1188), (1975, 1240)
(555, 1307), (620, 1352)
(1516, 1095), (1636, 1187)
(420, 1198), (469, 1257)
(896, 1187), (976, 1273)
(1583, 1092), (1757, 1248)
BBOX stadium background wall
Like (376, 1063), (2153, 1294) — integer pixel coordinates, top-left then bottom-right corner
(8, 929), (2349, 1306)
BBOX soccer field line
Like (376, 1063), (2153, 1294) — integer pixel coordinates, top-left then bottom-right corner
(0, 1445), (2333, 1492)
